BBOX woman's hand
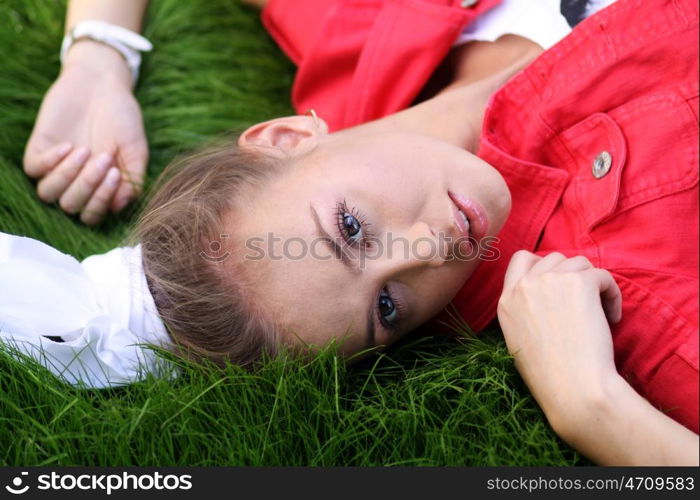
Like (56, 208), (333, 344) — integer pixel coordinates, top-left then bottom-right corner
(23, 40), (148, 225)
(496, 251), (623, 438)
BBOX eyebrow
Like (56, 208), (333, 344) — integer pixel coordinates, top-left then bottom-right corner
(309, 204), (376, 346)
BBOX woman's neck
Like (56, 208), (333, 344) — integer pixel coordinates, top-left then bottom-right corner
(366, 36), (543, 153)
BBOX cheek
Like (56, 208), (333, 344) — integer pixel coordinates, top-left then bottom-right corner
(367, 172), (435, 226)
(413, 263), (474, 319)
(359, 151), (433, 190)
(437, 268), (471, 302)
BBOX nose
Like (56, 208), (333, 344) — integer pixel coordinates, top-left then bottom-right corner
(373, 220), (449, 278)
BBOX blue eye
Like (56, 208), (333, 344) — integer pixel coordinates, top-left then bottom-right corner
(341, 213), (363, 243)
(336, 200), (370, 246)
(378, 289), (398, 325)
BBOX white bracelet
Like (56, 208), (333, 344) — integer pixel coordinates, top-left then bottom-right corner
(60, 20), (153, 86)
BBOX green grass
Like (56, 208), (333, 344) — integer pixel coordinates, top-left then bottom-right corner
(0, 0), (587, 466)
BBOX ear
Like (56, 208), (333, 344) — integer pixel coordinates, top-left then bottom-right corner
(238, 115), (328, 157)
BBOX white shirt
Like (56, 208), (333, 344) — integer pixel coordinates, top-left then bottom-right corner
(0, 232), (172, 388)
(455, 0), (617, 50)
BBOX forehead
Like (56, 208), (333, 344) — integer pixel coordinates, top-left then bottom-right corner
(233, 190), (371, 350)
(250, 249), (370, 352)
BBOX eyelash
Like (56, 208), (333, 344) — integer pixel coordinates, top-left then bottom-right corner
(333, 199), (403, 333)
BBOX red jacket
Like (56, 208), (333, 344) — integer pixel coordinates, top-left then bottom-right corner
(262, 0), (700, 433)
(263, 0), (502, 130)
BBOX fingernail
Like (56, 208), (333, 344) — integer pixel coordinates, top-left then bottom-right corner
(95, 153), (112, 172)
(106, 167), (121, 186)
(75, 147), (90, 163)
(113, 196), (130, 212)
(57, 143), (72, 156)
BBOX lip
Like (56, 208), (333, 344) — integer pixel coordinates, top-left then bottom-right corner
(451, 203), (470, 238)
(448, 191), (489, 241)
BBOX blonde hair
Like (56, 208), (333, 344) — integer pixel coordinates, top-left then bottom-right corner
(131, 138), (283, 368)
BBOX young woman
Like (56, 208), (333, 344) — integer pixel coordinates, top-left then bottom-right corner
(7, 0), (698, 465)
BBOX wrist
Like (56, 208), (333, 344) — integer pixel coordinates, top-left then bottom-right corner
(62, 39), (133, 89)
(550, 372), (630, 444)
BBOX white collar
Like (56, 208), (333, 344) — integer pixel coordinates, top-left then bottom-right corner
(0, 232), (173, 388)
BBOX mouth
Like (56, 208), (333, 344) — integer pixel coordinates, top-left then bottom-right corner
(448, 191), (488, 241)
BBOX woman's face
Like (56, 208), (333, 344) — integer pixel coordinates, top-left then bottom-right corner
(229, 116), (511, 358)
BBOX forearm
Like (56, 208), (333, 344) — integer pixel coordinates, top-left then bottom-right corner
(62, 0), (149, 85)
(66, 0), (149, 33)
(558, 375), (699, 466)
(439, 34), (543, 92)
